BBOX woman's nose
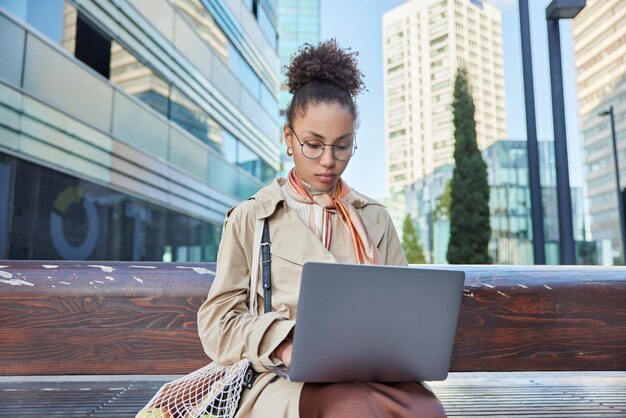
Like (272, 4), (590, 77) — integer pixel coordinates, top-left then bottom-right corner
(319, 146), (336, 167)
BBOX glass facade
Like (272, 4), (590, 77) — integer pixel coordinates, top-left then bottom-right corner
(1, 153), (220, 261)
(62, 2), (278, 183)
(173, 0), (279, 121)
(484, 141), (600, 264)
(404, 164), (454, 264)
(277, 0), (321, 175)
(0, 0), (280, 182)
(255, 0), (279, 50)
(0, 0), (282, 261)
(278, 0), (321, 114)
(405, 140), (600, 265)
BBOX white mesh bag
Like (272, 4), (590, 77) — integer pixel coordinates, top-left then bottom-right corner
(136, 359), (251, 418)
(137, 217), (268, 418)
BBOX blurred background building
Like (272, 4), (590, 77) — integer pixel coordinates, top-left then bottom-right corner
(404, 139), (602, 265)
(382, 0), (507, 197)
(277, 0), (320, 176)
(573, 0), (626, 264)
(0, 0), (281, 261)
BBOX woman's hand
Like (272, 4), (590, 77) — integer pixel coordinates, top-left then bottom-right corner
(273, 339), (293, 367)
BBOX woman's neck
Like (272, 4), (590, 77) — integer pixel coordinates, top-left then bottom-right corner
(301, 179), (337, 196)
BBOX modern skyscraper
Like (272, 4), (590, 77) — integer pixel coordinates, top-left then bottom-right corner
(382, 0), (506, 196)
(0, 0), (281, 261)
(573, 0), (626, 262)
(278, 0), (320, 112)
(277, 0), (320, 174)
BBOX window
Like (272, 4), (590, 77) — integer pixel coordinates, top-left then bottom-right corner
(170, 87), (222, 151)
(256, 2), (278, 50)
(4, 154), (221, 261)
(72, 11), (112, 78)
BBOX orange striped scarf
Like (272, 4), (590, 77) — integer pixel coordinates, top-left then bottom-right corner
(286, 169), (380, 265)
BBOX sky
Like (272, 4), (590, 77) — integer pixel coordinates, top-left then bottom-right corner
(320, 0), (583, 200)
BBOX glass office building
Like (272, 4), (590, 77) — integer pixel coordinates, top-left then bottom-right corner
(0, 0), (281, 261)
(278, 0), (320, 114)
(484, 140), (586, 264)
(276, 0), (320, 175)
(405, 140), (596, 264)
(404, 164), (454, 264)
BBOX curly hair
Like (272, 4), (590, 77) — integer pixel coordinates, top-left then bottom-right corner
(285, 39), (365, 126)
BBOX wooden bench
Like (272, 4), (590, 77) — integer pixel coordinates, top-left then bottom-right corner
(1, 261), (625, 416)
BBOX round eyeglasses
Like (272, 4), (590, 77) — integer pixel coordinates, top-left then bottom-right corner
(288, 126), (357, 161)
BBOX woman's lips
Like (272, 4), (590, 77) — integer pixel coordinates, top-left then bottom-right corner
(316, 173), (336, 184)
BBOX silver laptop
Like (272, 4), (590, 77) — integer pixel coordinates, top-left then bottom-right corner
(270, 262), (465, 383)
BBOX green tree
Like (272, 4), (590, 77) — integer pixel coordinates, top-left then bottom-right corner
(447, 68), (492, 264)
(402, 214), (426, 264)
(434, 180), (452, 222)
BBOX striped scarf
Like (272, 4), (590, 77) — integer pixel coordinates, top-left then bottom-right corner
(285, 169), (380, 265)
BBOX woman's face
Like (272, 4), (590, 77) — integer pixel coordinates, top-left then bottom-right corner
(284, 102), (355, 192)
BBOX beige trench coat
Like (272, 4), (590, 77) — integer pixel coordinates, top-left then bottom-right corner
(197, 178), (408, 418)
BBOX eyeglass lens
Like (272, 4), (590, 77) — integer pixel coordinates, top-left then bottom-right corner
(301, 140), (355, 160)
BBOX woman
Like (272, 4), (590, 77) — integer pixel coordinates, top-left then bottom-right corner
(197, 40), (446, 418)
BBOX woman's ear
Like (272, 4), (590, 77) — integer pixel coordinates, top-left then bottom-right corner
(283, 124), (293, 149)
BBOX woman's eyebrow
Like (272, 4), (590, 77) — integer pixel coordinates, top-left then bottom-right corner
(304, 130), (355, 140)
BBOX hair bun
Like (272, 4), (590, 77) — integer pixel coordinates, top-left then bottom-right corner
(286, 39), (365, 97)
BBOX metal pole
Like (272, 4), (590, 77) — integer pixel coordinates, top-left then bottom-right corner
(608, 106), (626, 263)
(519, 0), (546, 265)
(546, 18), (576, 264)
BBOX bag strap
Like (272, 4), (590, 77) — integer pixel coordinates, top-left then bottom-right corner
(261, 218), (271, 313)
(249, 218), (271, 315)
(249, 218), (263, 316)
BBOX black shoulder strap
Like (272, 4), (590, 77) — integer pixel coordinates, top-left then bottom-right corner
(261, 218), (271, 313)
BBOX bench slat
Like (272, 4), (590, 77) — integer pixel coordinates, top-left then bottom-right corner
(0, 328), (207, 375)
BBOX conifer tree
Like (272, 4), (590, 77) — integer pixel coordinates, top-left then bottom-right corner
(447, 68), (492, 264)
(402, 214), (426, 264)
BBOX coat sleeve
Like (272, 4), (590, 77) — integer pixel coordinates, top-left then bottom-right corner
(379, 210), (409, 267)
(197, 203), (294, 371)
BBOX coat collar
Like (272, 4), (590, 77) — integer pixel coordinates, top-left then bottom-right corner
(270, 207), (338, 265)
(254, 178), (387, 265)
(252, 178), (384, 220)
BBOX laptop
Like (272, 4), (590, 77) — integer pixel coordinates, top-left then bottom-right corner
(269, 262), (465, 383)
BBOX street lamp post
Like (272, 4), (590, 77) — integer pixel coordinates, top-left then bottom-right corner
(519, 0), (546, 265)
(599, 106), (626, 263)
(545, 0), (585, 265)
